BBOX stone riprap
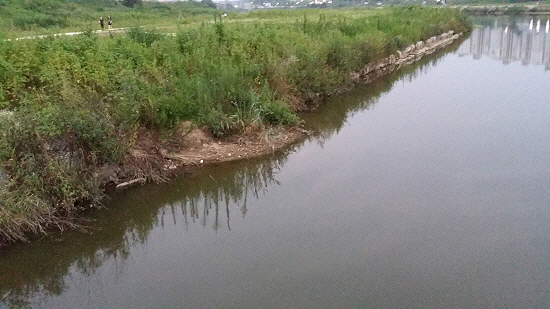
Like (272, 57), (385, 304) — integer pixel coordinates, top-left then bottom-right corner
(352, 30), (462, 83)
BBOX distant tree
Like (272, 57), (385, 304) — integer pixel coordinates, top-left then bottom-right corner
(121, 0), (142, 7)
(202, 0), (217, 8)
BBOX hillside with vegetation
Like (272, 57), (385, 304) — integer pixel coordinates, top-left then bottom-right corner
(0, 3), (471, 245)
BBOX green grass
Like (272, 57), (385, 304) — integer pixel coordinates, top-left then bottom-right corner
(0, 5), (471, 245)
(0, 0), (218, 39)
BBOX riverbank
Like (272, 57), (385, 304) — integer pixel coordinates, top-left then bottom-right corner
(0, 7), (471, 246)
(460, 4), (550, 16)
(109, 29), (465, 189)
(103, 123), (308, 192)
(112, 29), (464, 183)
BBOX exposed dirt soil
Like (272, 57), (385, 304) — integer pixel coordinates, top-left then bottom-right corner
(100, 122), (308, 190)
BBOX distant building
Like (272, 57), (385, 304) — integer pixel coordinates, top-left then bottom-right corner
(457, 19), (550, 68)
(215, 0), (253, 9)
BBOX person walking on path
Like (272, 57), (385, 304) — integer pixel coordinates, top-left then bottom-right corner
(107, 16), (113, 30)
(99, 17), (104, 30)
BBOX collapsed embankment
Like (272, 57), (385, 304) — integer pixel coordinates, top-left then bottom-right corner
(0, 7), (471, 246)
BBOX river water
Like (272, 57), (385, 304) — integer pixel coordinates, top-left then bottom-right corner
(1, 17), (549, 308)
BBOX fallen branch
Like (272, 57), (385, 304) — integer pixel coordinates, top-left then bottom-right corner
(2, 289), (11, 301)
(115, 178), (146, 190)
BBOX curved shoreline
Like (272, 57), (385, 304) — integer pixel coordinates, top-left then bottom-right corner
(110, 30), (465, 191)
(0, 27), (468, 248)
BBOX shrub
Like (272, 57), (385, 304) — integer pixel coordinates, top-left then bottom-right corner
(122, 0), (143, 8)
(260, 101), (299, 125)
(127, 27), (163, 47)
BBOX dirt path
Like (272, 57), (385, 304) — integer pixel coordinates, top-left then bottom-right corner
(3, 27), (131, 41)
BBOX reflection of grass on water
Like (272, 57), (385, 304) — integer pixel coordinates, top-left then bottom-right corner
(166, 156), (286, 232)
(0, 152), (288, 308)
(303, 39), (463, 147)
(0, 39), (463, 308)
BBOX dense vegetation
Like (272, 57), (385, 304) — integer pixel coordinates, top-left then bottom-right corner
(0, 5), (470, 245)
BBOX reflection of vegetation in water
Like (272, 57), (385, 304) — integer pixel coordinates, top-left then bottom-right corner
(164, 156), (286, 232)
(0, 41), (461, 308)
(0, 232), (132, 307)
(0, 153), (288, 307)
(303, 41), (461, 147)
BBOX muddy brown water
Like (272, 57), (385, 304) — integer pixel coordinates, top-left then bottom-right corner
(1, 17), (550, 308)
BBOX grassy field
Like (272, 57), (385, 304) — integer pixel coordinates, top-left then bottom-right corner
(0, 0), (219, 39)
(0, 3), (471, 245)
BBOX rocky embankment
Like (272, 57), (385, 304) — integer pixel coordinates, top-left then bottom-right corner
(352, 30), (462, 83)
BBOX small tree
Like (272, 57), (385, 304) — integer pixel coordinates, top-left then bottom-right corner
(121, 0), (142, 8)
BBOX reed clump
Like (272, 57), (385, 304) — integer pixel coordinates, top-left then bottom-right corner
(0, 6), (471, 244)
